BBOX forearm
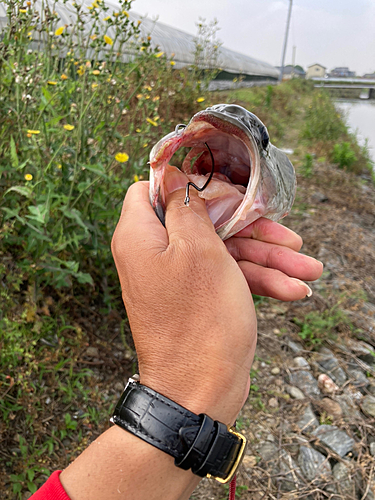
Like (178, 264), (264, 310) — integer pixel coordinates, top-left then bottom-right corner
(60, 425), (200, 500)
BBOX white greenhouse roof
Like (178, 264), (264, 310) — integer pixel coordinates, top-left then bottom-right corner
(0, 0), (279, 79)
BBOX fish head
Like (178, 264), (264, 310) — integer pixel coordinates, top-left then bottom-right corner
(149, 103), (296, 240)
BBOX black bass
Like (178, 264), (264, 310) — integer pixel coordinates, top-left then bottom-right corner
(149, 104), (296, 240)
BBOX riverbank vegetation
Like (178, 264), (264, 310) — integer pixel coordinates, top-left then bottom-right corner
(1, 2), (374, 497)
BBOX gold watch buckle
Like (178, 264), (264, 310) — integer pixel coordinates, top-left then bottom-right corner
(206, 427), (247, 484)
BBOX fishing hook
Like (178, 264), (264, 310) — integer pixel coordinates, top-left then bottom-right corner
(184, 142), (215, 206)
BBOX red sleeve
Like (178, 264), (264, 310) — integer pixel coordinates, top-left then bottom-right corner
(30, 471), (71, 500)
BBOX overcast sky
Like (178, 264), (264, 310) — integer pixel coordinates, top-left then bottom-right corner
(131, 0), (375, 75)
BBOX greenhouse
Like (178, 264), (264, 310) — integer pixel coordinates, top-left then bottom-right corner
(0, 0), (279, 82)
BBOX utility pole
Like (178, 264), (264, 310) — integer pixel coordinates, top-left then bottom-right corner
(279, 0), (293, 82)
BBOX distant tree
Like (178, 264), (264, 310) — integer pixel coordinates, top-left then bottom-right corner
(294, 65), (304, 72)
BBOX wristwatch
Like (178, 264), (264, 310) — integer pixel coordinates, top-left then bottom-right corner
(111, 376), (247, 483)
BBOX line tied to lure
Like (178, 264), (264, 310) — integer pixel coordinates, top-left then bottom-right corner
(175, 122), (215, 207)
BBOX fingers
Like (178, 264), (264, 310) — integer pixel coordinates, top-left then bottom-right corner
(238, 261), (312, 301)
(163, 165), (217, 245)
(225, 237), (323, 282)
(234, 218), (303, 252)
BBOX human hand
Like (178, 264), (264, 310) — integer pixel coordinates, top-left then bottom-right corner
(112, 166), (256, 426)
(225, 219), (323, 301)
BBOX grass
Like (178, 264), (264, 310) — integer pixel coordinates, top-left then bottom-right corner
(1, 5), (373, 494)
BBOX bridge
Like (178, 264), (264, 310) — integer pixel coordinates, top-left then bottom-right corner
(312, 78), (375, 99)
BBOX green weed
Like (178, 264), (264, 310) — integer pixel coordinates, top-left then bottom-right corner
(294, 307), (350, 347)
(332, 142), (357, 168)
(300, 153), (314, 178)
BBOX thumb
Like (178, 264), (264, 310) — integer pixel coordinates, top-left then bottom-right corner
(163, 165), (216, 243)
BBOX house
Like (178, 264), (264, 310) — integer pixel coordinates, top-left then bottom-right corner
(363, 72), (375, 79)
(276, 65), (306, 80)
(306, 63), (326, 79)
(329, 67), (356, 78)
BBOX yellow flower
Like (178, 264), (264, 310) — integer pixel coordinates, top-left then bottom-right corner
(27, 31), (32, 37)
(48, 80), (57, 85)
(57, 164), (62, 169)
(24, 174), (33, 181)
(123, 11), (129, 16)
(196, 97), (205, 103)
(90, 34), (97, 40)
(133, 174), (139, 182)
(61, 74), (68, 80)
(136, 128), (141, 133)
(103, 16), (110, 21)
(64, 124), (74, 131)
(140, 46), (146, 52)
(146, 118), (158, 127)
(77, 65), (85, 76)
(170, 61), (175, 66)
(92, 69), (100, 75)
(27, 133), (32, 138)
(114, 12), (119, 17)
(152, 96), (160, 102)
(144, 85), (152, 91)
(155, 52), (164, 58)
(142, 143), (148, 148)
(27, 129), (40, 135)
(104, 34), (113, 45)
(55, 26), (65, 36)
(20, 9), (27, 13)
(92, 83), (98, 89)
(136, 94), (143, 100)
(115, 152), (129, 163)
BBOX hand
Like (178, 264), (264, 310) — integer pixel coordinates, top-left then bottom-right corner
(225, 218), (323, 301)
(112, 166), (256, 425)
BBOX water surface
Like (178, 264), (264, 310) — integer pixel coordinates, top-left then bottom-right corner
(335, 99), (375, 165)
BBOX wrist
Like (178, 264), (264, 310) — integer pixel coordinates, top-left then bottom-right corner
(111, 377), (248, 484)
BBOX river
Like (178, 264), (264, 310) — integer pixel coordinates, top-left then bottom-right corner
(335, 99), (375, 165)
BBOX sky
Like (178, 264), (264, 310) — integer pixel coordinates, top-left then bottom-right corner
(130, 0), (375, 76)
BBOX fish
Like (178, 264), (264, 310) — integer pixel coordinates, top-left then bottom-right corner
(149, 103), (296, 240)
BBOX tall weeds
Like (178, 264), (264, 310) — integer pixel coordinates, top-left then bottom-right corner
(0, 0), (207, 299)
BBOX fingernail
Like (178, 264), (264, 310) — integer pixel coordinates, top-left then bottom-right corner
(164, 165), (188, 195)
(290, 278), (313, 297)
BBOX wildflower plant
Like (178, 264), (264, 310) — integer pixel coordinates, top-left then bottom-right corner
(0, 0), (207, 296)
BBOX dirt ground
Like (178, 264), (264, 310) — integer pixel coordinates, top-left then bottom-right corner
(1, 144), (374, 500)
(192, 160), (375, 500)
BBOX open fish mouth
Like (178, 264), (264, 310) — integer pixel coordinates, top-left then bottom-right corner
(149, 104), (296, 240)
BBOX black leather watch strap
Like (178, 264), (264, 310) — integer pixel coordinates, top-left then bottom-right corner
(111, 378), (246, 483)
